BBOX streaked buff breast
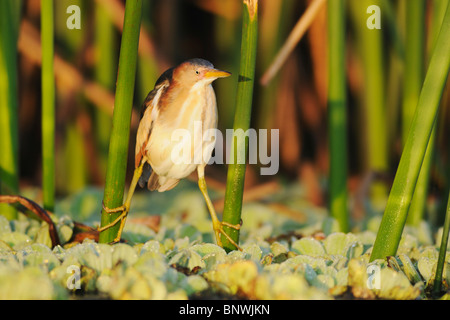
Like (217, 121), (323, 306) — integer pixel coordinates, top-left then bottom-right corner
(146, 83), (218, 179)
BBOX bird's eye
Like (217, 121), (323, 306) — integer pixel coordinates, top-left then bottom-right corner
(195, 70), (200, 75)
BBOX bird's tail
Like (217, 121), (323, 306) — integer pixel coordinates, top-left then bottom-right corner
(147, 171), (180, 192)
(138, 162), (179, 192)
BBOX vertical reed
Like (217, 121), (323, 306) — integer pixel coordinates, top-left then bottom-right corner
(349, 0), (388, 205)
(327, 0), (349, 232)
(41, 0), (56, 211)
(403, 0), (426, 226)
(433, 189), (450, 295)
(401, 0), (425, 146)
(95, 2), (117, 176)
(370, 3), (450, 261)
(407, 0), (449, 226)
(221, 0), (258, 252)
(0, 0), (21, 219)
(99, 0), (143, 243)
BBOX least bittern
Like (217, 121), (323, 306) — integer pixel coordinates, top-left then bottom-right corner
(99, 58), (241, 249)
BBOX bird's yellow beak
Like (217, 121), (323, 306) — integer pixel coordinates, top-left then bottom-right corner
(204, 69), (232, 79)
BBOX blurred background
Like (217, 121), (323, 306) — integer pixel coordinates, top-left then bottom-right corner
(7, 0), (450, 227)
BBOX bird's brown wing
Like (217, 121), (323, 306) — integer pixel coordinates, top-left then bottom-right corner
(135, 68), (174, 189)
(135, 80), (169, 189)
(135, 79), (170, 169)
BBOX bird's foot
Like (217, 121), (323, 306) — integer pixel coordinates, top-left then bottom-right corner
(98, 201), (129, 243)
(212, 219), (243, 251)
(101, 201), (126, 214)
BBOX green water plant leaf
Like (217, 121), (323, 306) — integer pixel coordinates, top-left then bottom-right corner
(189, 243), (226, 257)
(0, 232), (32, 249)
(0, 266), (67, 299)
(291, 237), (325, 257)
(417, 256), (436, 285)
(168, 249), (204, 272)
(55, 215), (74, 245)
(377, 267), (421, 300)
(0, 215), (11, 234)
(17, 243), (60, 272)
(397, 254), (423, 284)
(112, 243), (138, 267)
(180, 275), (209, 296)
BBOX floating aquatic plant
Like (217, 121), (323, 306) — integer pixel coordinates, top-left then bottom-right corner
(2, 189), (449, 301)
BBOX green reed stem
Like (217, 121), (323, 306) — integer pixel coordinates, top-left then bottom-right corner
(349, 0), (388, 205)
(99, 0), (143, 244)
(385, 0), (405, 169)
(41, 0), (55, 212)
(433, 189), (450, 296)
(370, 3), (450, 261)
(95, 2), (116, 176)
(0, 0), (20, 219)
(434, 0), (450, 227)
(327, 0), (349, 232)
(407, 0), (443, 227)
(402, 0), (425, 145)
(221, 0), (258, 252)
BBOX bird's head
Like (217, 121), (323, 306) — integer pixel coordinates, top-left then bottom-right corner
(172, 58), (231, 87)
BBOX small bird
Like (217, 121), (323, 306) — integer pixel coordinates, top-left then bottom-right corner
(99, 58), (241, 249)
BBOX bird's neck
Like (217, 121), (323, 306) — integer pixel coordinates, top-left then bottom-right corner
(160, 82), (215, 128)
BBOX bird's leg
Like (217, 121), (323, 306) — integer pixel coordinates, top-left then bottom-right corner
(98, 159), (146, 243)
(197, 166), (242, 251)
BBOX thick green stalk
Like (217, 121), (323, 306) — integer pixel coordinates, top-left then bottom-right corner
(370, 3), (450, 261)
(99, 0), (143, 244)
(221, 0), (258, 252)
(0, 0), (20, 219)
(41, 0), (55, 212)
(327, 0), (349, 232)
(349, 0), (388, 205)
(433, 189), (450, 295)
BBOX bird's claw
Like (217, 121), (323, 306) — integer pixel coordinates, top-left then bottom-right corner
(102, 201), (126, 214)
(98, 201), (130, 243)
(213, 220), (242, 251)
(222, 219), (242, 231)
